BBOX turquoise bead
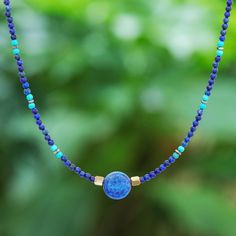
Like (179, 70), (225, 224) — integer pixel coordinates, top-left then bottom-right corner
(56, 152), (63, 158)
(173, 152), (180, 159)
(28, 103), (35, 109)
(26, 94), (33, 101)
(11, 40), (18, 46)
(202, 95), (209, 102)
(178, 146), (185, 153)
(13, 48), (20, 55)
(217, 41), (224, 47)
(50, 145), (58, 152)
(200, 103), (207, 110)
(217, 50), (223, 57)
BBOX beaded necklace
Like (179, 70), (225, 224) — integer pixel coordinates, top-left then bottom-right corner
(3, 0), (233, 200)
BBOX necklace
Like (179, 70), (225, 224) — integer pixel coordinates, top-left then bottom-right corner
(3, 0), (233, 200)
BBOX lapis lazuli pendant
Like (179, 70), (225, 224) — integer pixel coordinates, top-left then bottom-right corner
(103, 171), (132, 200)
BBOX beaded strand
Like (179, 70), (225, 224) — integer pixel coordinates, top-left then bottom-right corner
(3, 0), (233, 187)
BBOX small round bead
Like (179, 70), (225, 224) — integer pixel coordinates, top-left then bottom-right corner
(56, 151), (63, 158)
(144, 174), (151, 181)
(168, 156), (175, 163)
(149, 171), (156, 178)
(11, 39), (18, 46)
(48, 140), (54, 146)
(50, 145), (58, 152)
(202, 95), (209, 102)
(26, 94), (33, 101)
(79, 171), (85, 178)
(28, 103), (35, 110)
(159, 164), (166, 172)
(75, 167), (81, 174)
(217, 50), (224, 57)
(69, 164), (76, 171)
(173, 152), (179, 159)
(12, 48), (20, 55)
(200, 103), (207, 110)
(61, 156), (67, 162)
(22, 82), (29, 89)
(64, 160), (71, 167)
(154, 168), (161, 175)
(178, 146), (185, 153)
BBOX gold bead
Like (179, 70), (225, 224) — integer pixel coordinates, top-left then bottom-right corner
(175, 149), (181, 156)
(94, 176), (104, 186)
(131, 176), (141, 186)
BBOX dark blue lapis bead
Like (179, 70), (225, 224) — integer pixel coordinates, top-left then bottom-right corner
(36, 120), (42, 125)
(11, 35), (17, 40)
(227, 0), (232, 6)
(205, 91), (211, 96)
(225, 12), (230, 18)
(39, 124), (45, 130)
(15, 55), (21, 61)
(18, 72), (25, 77)
(164, 160), (170, 167)
(222, 24), (228, 30)
(212, 68), (218, 74)
(193, 121), (199, 127)
(212, 62), (218, 68)
(185, 137), (190, 143)
(168, 156), (175, 164)
(20, 77), (27, 83)
(159, 164), (166, 172)
(32, 108), (38, 114)
(5, 11), (11, 17)
(8, 23), (14, 29)
(149, 171), (156, 178)
(188, 131), (194, 137)
(18, 66), (24, 72)
(17, 60), (23, 66)
(89, 176), (95, 183)
(64, 160), (71, 167)
(4, 0), (10, 5)
(154, 168), (161, 175)
(42, 130), (48, 135)
(220, 30), (227, 36)
(22, 82), (30, 89)
(191, 127), (196, 132)
(220, 35), (225, 41)
(75, 167), (81, 174)
(79, 171), (85, 178)
(7, 17), (13, 23)
(210, 73), (216, 79)
(34, 114), (40, 120)
(208, 79), (214, 85)
(182, 141), (187, 148)
(9, 28), (15, 35)
(61, 156), (67, 162)
(85, 173), (91, 180)
(23, 88), (31, 95)
(206, 85), (212, 91)
(44, 135), (50, 141)
(224, 18), (229, 24)
(140, 176), (145, 183)
(69, 164), (76, 171)
(144, 174), (151, 181)
(48, 140), (54, 146)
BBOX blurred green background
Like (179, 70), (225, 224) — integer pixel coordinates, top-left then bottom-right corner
(0, 0), (236, 235)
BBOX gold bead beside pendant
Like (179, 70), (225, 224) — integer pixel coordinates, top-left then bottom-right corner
(94, 176), (104, 186)
(131, 176), (141, 186)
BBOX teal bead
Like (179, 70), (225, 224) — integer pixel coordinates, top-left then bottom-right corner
(50, 145), (58, 152)
(26, 94), (33, 101)
(56, 152), (63, 158)
(200, 103), (207, 110)
(217, 41), (224, 47)
(217, 50), (223, 57)
(13, 48), (20, 55)
(173, 152), (180, 159)
(178, 146), (185, 153)
(11, 40), (18, 46)
(28, 103), (35, 109)
(202, 95), (209, 102)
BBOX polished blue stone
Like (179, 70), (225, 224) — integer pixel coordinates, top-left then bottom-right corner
(103, 171), (131, 200)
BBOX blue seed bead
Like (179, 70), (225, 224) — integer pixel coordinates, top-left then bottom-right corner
(69, 164), (76, 171)
(56, 151), (63, 158)
(89, 176), (95, 183)
(159, 164), (166, 172)
(168, 156), (175, 164)
(217, 50), (224, 57)
(75, 167), (81, 174)
(64, 160), (71, 167)
(200, 103), (207, 110)
(22, 82), (29, 89)
(61, 156), (67, 162)
(164, 160), (170, 167)
(13, 48), (20, 55)
(140, 176), (145, 183)
(50, 145), (58, 152)
(79, 171), (85, 178)
(85, 173), (91, 180)
(144, 174), (151, 181)
(173, 152), (179, 159)
(178, 146), (185, 153)
(154, 168), (161, 175)
(26, 94), (33, 101)
(149, 171), (156, 178)
(11, 39), (18, 46)
(48, 140), (54, 146)
(28, 103), (35, 109)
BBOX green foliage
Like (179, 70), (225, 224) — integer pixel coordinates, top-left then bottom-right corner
(0, 0), (236, 236)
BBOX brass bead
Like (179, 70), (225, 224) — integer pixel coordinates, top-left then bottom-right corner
(131, 176), (141, 186)
(175, 149), (182, 156)
(94, 176), (104, 186)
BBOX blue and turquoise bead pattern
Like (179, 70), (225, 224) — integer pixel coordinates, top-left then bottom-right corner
(3, 0), (233, 199)
(103, 172), (132, 200)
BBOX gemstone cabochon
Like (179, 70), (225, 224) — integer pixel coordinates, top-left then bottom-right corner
(103, 171), (132, 200)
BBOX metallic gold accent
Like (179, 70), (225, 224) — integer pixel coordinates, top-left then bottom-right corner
(175, 149), (181, 156)
(131, 176), (141, 186)
(201, 100), (208, 105)
(217, 47), (224, 50)
(53, 149), (60, 155)
(28, 100), (35, 103)
(94, 176), (104, 186)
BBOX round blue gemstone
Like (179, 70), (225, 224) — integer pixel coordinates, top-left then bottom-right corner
(103, 171), (131, 200)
